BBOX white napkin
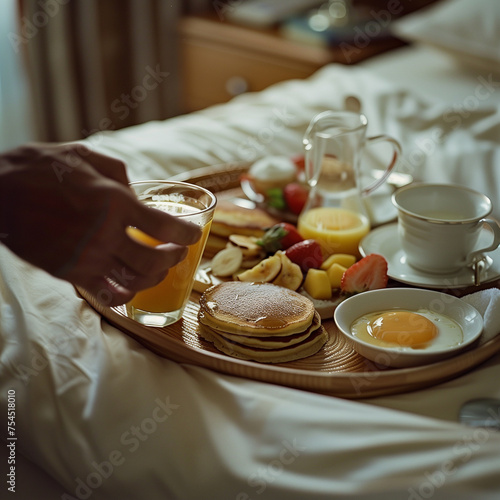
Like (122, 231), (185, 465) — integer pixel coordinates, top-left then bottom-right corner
(461, 287), (500, 343)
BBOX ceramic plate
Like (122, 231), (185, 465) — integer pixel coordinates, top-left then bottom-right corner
(359, 223), (500, 289)
(334, 288), (483, 368)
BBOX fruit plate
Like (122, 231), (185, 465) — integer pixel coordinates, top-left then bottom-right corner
(80, 163), (500, 399)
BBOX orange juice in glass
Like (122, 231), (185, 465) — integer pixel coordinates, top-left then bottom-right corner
(126, 181), (216, 327)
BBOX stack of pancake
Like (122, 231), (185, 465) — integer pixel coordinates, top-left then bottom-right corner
(198, 281), (328, 363)
(205, 200), (279, 257)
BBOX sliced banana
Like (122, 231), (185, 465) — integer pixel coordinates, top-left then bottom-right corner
(228, 234), (260, 252)
(236, 254), (282, 283)
(240, 256), (266, 269)
(272, 251), (303, 291)
(211, 246), (243, 277)
(227, 234), (265, 261)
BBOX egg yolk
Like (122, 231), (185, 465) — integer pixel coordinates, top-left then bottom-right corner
(367, 311), (438, 347)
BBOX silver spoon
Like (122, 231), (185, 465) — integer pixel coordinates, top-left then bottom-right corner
(344, 95), (362, 113)
(458, 398), (500, 430)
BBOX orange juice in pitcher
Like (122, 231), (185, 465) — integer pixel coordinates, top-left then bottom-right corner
(298, 207), (369, 257)
(300, 111), (401, 257)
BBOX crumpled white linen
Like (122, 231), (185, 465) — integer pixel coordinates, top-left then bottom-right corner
(462, 287), (500, 342)
(2, 62), (500, 499)
(87, 63), (500, 219)
(1, 245), (500, 500)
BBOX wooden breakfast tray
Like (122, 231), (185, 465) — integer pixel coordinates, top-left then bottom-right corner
(80, 163), (500, 399)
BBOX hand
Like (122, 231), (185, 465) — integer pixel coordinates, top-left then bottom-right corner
(0, 142), (202, 306)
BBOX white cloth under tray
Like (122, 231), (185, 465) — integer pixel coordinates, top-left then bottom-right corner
(2, 62), (500, 499)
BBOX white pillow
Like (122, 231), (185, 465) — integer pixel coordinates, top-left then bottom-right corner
(392, 0), (500, 72)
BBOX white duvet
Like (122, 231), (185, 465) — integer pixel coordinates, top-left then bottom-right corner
(1, 62), (500, 499)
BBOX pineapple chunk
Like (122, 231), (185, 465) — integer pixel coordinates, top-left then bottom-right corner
(326, 263), (347, 289)
(321, 253), (356, 270)
(303, 269), (332, 300)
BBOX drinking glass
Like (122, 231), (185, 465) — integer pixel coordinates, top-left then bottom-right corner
(126, 180), (216, 327)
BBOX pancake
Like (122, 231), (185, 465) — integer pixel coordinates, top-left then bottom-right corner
(198, 281), (315, 337)
(199, 321), (328, 364)
(210, 200), (278, 238)
(211, 311), (321, 349)
(197, 281), (328, 364)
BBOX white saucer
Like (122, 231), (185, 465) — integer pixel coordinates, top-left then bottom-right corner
(359, 223), (500, 289)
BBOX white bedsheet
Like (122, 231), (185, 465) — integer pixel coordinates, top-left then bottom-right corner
(86, 52), (500, 219)
(362, 43), (500, 106)
(1, 48), (500, 500)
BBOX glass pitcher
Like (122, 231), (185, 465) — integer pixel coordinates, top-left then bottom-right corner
(298, 110), (401, 256)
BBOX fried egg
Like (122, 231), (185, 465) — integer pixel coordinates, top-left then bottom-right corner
(351, 309), (463, 351)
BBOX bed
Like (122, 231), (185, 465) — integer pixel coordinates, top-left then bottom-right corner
(1, 0), (500, 498)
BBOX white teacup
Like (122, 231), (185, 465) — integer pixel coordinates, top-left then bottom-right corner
(392, 183), (500, 274)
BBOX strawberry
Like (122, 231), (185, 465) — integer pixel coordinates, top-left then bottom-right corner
(278, 223), (304, 249)
(291, 154), (305, 172)
(283, 183), (309, 215)
(340, 254), (388, 294)
(258, 222), (304, 254)
(285, 239), (323, 273)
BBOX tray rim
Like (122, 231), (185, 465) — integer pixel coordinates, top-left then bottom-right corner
(79, 163), (500, 399)
(79, 287), (500, 399)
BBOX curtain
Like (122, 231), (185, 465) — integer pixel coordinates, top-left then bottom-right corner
(17, 0), (189, 143)
(0, 1), (35, 151)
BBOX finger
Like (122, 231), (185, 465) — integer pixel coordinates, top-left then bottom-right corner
(63, 220), (189, 289)
(69, 247), (170, 303)
(119, 237), (189, 278)
(104, 262), (168, 292)
(70, 143), (130, 186)
(68, 236), (183, 289)
(132, 204), (202, 247)
(76, 274), (136, 307)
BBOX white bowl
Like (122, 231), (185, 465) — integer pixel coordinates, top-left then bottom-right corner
(333, 288), (483, 368)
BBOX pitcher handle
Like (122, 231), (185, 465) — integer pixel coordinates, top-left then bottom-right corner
(361, 134), (401, 196)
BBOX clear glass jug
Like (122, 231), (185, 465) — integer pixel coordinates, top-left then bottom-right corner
(298, 110), (401, 256)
